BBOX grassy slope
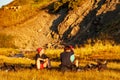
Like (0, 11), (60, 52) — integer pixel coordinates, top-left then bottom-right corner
(0, 0), (56, 48)
(0, 0), (52, 28)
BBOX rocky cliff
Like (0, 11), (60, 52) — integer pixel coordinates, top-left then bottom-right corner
(0, 0), (120, 49)
(55, 0), (120, 46)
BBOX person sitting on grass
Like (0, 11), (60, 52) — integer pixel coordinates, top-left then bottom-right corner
(59, 45), (78, 71)
(35, 48), (51, 70)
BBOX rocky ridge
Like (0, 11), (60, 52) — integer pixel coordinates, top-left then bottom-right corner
(0, 0), (120, 49)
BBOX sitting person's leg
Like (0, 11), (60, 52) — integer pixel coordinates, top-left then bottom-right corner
(74, 59), (79, 67)
(47, 59), (51, 68)
(36, 59), (40, 69)
(43, 58), (51, 68)
(43, 59), (48, 68)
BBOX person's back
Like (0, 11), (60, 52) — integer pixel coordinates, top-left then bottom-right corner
(60, 45), (77, 71)
(60, 51), (74, 67)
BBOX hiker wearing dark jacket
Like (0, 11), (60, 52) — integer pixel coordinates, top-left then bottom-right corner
(60, 45), (78, 71)
(35, 48), (51, 70)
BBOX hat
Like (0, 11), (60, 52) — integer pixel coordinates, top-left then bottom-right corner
(64, 45), (74, 51)
(37, 48), (42, 53)
(69, 45), (74, 49)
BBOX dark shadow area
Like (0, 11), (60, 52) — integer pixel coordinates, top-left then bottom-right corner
(50, 8), (68, 34)
(108, 59), (120, 63)
(91, 59), (120, 63)
(50, 57), (60, 62)
(66, 0), (107, 45)
(45, 2), (69, 34)
(98, 4), (120, 44)
(65, 1), (120, 46)
(108, 68), (120, 73)
(62, 26), (73, 41)
(0, 63), (34, 71)
(42, 0), (120, 46)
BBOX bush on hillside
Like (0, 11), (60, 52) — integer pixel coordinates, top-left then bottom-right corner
(0, 34), (16, 48)
(34, 0), (42, 2)
(53, 0), (84, 11)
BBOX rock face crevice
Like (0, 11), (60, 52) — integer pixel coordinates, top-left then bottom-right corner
(0, 0), (119, 49)
(54, 0), (120, 46)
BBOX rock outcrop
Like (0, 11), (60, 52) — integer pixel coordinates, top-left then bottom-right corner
(0, 0), (119, 49)
(54, 0), (120, 45)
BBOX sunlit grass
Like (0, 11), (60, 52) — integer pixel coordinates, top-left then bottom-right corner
(0, 48), (18, 56)
(45, 41), (120, 60)
(0, 67), (120, 80)
(0, 41), (120, 80)
(0, 55), (34, 65)
(108, 62), (120, 70)
(0, 40), (120, 60)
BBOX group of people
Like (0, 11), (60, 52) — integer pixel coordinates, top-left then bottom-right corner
(35, 45), (78, 71)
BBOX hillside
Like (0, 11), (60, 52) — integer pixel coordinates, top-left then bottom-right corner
(0, 0), (120, 49)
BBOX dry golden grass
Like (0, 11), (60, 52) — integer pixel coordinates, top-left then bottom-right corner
(45, 40), (120, 60)
(0, 55), (34, 65)
(0, 0), (52, 28)
(0, 48), (18, 56)
(0, 41), (120, 80)
(0, 63), (120, 80)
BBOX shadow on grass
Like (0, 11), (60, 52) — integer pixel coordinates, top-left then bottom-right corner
(107, 59), (120, 63)
(108, 68), (120, 73)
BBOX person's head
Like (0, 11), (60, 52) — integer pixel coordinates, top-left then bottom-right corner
(36, 48), (44, 54)
(69, 45), (74, 51)
(64, 45), (74, 52)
